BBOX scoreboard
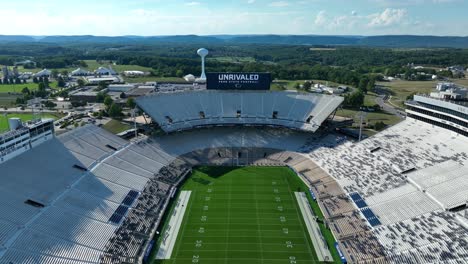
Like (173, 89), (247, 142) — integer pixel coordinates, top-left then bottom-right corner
(206, 72), (271, 90)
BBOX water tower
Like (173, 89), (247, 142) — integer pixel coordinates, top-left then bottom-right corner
(197, 48), (209, 81)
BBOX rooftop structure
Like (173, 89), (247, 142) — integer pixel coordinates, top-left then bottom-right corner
(0, 118), (54, 164)
(34, 68), (51, 77)
(406, 94), (467, 136)
(71, 67), (92, 76)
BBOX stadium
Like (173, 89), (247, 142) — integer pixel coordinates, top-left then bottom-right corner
(0, 69), (467, 264)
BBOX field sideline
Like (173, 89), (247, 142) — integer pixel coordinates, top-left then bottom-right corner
(152, 166), (340, 264)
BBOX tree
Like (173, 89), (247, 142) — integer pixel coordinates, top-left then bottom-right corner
(108, 103), (122, 118)
(43, 77), (50, 88)
(96, 92), (106, 103)
(303, 81), (312, 90)
(21, 87), (30, 94)
(374, 121), (386, 131)
(366, 77), (376, 93)
(61, 70), (69, 76)
(78, 60), (88, 68)
(32, 77), (38, 83)
(77, 79), (85, 87)
(97, 81), (108, 90)
(126, 97), (136, 109)
(38, 82), (46, 91)
(44, 101), (57, 109)
(358, 77), (369, 94)
(57, 77), (66, 88)
(104, 96), (113, 110)
(51, 69), (59, 79)
(344, 90), (365, 108)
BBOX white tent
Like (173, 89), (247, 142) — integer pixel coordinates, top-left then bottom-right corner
(34, 69), (51, 77)
(71, 68), (91, 76)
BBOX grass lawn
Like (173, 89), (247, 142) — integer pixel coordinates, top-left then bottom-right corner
(0, 81), (59, 93)
(0, 94), (19, 108)
(336, 108), (402, 127)
(453, 78), (468, 87)
(152, 166), (340, 264)
(0, 83), (40, 93)
(102, 119), (132, 134)
(0, 112), (63, 132)
(377, 80), (436, 108)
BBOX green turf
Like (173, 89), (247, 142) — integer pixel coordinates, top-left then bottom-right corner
(0, 112), (63, 132)
(152, 166), (340, 264)
(102, 119), (132, 134)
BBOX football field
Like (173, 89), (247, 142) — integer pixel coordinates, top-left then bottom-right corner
(153, 166), (337, 264)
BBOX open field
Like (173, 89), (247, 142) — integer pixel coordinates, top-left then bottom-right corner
(377, 80), (436, 108)
(0, 94), (19, 108)
(4, 60), (153, 74)
(102, 119), (132, 134)
(0, 112), (63, 132)
(0, 81), (59, 93)
(153, 166), (340, 264)
(210, 56), (256, 63)
(0, 83), (39, 93)
(336, 108), (402, 126)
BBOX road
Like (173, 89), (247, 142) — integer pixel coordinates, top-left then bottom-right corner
(373, 86), (406, 119)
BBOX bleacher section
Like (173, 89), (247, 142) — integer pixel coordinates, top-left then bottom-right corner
(1, 116), (467, 264)
(408, 160), (468, 209)
(0, 125), (186, 264)
(309, 117), (468, 263)
(137, 90), (343, 133)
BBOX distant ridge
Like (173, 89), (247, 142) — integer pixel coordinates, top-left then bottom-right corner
(0, 34), (467, 48)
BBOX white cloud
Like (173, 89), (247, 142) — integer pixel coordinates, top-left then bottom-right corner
(368, 8), (407, 27)
(269, 1), (290, 7)
(185, 1), (200, 6)
(351, 10), (357, 16)
(314, 10), (327, 26)
(247, 0), (255, 3)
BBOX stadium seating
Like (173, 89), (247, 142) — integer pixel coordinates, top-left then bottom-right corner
(1, 116), (467, 264)
(136, 90), (343, 133)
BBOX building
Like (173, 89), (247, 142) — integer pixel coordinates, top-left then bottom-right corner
(436, 82), (458, 91)
(69, 89), (100, 103)
(71, 68), (92, 76)
(406, 94), (467, 136)
(184, 74), (196, 82)
(125, 86), (155, 98)
(86, 76), (122, 85)
(122, 70), (147, 77)
(0, 118), (54, 164)
(34, 68), (51, 78)
(108, 84), (137, 92)
(95, 66), (117, 76)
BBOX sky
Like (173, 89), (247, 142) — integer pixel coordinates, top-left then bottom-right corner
(0, 0), (467, 36)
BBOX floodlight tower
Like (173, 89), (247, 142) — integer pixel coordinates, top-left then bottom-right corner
(197, 48), (209, 80)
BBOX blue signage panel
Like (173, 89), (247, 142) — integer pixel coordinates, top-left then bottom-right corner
(206, 72), (271, 90)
